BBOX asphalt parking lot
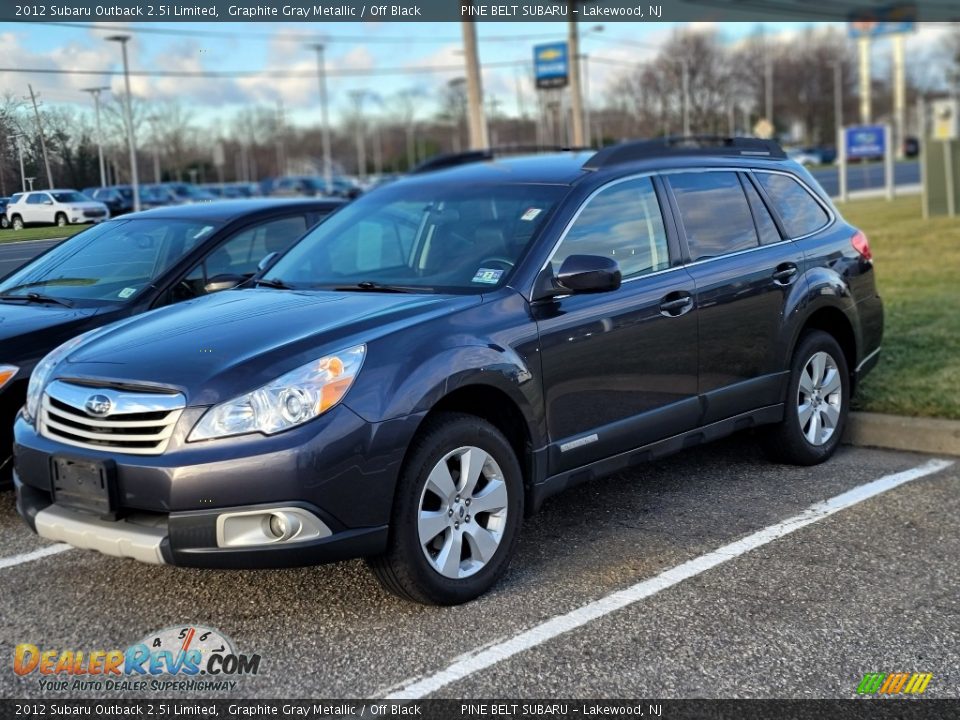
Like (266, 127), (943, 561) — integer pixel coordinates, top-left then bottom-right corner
(2, 436), (957, 700)
(0, 239), (61, 278)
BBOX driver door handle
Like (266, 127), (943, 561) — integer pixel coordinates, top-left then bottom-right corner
(659, 291), (694, 317)
(772, 262), (799, 285)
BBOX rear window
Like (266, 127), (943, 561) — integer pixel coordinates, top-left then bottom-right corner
(755, 172), (830, 238)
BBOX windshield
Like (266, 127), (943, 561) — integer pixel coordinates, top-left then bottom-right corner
(51, 191), (87, 204)
(0, 218), (220, 303)
(266, 182), (565, 293)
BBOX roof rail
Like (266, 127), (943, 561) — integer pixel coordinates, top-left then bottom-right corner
(411, 145), (592, 174)
(582, 136), (786, 171)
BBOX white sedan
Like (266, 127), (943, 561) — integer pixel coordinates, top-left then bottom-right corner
(5, 189), (110, 230)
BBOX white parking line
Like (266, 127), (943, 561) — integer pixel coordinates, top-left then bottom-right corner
(0, 543), (73, 570)
(385, 458), (954, 700)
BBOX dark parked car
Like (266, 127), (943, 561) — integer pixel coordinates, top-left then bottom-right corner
(12, 138), (882, 605)
(0, 198), (9, 229)
(83, 187), (133, 216)
(0, 198), (342, 483)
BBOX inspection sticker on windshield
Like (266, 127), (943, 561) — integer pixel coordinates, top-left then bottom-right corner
(472, 268), (503, 285)
(118, 287), (137, 299)
(521, 207), (542, 221)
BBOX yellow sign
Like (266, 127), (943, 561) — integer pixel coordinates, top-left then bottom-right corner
(538, 48), (562, 61)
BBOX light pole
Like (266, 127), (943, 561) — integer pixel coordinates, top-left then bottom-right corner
(309, 43), (333, 194)
(833, 60), (844, 142)
(348, 90), (368, 181)
(107, 35), (140, 212)
(147, 114), (162, 183)
(577, 26), (603, 147)
(7, 133), (26, 192)
(81, 87), (110, 188)
(460, 19), (488, 149)
(681, 59), (691, 136)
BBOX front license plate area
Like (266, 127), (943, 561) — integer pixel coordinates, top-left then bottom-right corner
(51, 457), (117, 518)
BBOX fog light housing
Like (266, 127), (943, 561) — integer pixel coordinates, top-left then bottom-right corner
(216, 506), (330, 548)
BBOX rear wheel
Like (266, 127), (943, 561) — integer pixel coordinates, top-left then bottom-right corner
(762, 330), (849, 465)
(55, 213), (68, 227)
(11, 215), (23, 231)
(368, 412), (523, 605)
(0, 215), (8, 229)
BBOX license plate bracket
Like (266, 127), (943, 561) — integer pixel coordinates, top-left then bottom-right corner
(51, 456), (118, 519)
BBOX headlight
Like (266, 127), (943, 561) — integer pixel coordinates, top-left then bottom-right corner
(188, 344), (366, 442)
(23, 330), (103, 424)
(0, 365), (18, 390)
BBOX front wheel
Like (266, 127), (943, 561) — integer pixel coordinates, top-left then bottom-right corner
(11, 215), (23, 231)
(368, 412), (524, 605)
(762, 330), (850, 465)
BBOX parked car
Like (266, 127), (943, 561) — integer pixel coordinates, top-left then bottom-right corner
(786, 147), (820, 166)
(270, 176), (329, 198)
(5, 190), (109, 229)
(11, 138), (882, 605)
(163, 182), (218, 203)
(0, 198), (10, 229)
(83, 187), (133, 216)
(0, 198), (343, 484)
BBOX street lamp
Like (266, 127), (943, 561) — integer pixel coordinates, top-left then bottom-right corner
(81, 87), (110, 188)
(309, 43), (333, 195)
(578, 25), (604, 146)
(7, 133), (26, 192)
(106, 34), (140, 212)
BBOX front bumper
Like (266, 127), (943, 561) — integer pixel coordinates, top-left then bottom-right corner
(16, 470), (387, 569)
(13, 402), (419, 568)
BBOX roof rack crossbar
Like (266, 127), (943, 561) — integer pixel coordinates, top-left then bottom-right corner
(412, 145), (593, 174)
(582, 136), (786, 170)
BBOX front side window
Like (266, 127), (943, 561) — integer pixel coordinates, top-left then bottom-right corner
(551, 176), (670, 280)
(174, 215), (310, 301)
(265, 181), (565, 293)
(26, 194), (48, 205)
(755, 172), (830, 238)
(0, 218), (220, 304)
(668, 172), (758, 261)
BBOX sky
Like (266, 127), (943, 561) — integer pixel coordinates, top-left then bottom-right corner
(0, 21), (953, 128)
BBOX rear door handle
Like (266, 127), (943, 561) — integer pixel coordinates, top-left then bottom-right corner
(659, 291), (694, 317)
(772, 263), (799, 285)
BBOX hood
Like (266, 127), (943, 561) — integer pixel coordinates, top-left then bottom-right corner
(0, 301), (103, 366)
(60, 288), (480, 405)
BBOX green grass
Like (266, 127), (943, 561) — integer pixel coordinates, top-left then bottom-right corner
(838, 195), (960, 420)
(0, 225), (87, 243)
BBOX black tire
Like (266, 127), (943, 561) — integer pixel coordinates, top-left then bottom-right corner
(762, 330), (850, 466)
(55, 213), (68, 227)
(368, 412), (524, 605)
(11, 215), (23, 231)
(0, 216), (8, 229)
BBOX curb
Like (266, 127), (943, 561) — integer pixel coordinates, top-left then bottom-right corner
(844, 411), (960, 457)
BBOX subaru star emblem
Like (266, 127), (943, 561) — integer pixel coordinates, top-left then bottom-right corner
(84, 394), (112, 417)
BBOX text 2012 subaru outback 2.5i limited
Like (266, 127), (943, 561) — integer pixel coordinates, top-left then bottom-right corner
(14, 138), (882, 604)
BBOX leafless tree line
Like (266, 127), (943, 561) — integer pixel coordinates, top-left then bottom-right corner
(1, 25), (957, 193)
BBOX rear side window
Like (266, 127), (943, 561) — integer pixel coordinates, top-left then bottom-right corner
(755, 172), (829, 238)
(668, 172), (758, 261)
(552, 176), (670, 280)
(742, 176), (782, 245)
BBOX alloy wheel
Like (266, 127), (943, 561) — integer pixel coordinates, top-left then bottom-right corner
(417, 445), (509, 579)
(797, 351), (842, 446)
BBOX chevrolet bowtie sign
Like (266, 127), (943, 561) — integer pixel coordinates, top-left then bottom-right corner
(533, 41), (569, 90)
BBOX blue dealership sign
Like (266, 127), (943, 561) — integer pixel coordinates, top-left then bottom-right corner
(845, 125), (887, 160)
(533, 42), (569, 89)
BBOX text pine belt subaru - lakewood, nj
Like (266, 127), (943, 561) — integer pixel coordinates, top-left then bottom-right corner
(13, 138), (883, 605)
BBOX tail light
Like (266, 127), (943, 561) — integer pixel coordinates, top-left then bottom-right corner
(851, 230), (872, 261)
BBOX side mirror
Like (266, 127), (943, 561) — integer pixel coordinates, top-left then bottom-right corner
(44, 199), (53, 205)
(257, 251), (279, 273)
(204, 273), (246, 293)
(534, 254), (621, 300)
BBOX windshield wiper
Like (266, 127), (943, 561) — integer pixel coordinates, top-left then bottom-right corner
(0, 292), (74, 308)
(254, 277), (294, 290)
(1, 278), (95, 293)
(333, 281), (430, 294)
